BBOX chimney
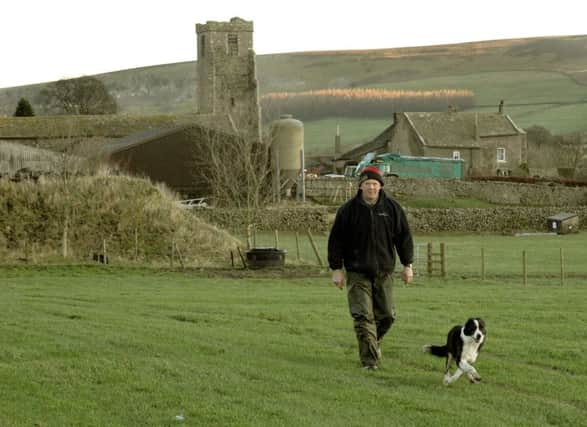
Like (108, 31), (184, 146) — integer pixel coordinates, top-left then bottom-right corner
(498, 100), (504, 114)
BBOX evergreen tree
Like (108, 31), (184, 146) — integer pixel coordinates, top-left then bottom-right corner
(14, 98), (35, 116)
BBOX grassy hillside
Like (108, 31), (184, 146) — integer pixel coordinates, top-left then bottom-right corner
(0, 175), (240, 265)
(1, 35), (586, 154)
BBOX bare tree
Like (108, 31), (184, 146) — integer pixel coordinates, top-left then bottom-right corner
(40, 76), (118, 115)
(192, 127), (271, 210)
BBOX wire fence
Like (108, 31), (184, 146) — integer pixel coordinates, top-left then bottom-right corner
(243, 230), (587, 284)
(2, 230), (587, 286)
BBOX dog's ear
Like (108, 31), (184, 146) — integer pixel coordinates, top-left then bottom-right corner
(477, 318), (485, 328)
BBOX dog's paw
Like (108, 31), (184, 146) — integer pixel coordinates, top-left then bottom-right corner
(422, 344), (431, 353)
(468, 373), (481, 384)
(443, 373), (452, 386)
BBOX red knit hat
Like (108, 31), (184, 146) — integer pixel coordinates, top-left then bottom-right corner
(358, 165), (384, 186)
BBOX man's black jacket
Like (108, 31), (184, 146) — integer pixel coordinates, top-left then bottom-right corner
(328, 189), (414, 278)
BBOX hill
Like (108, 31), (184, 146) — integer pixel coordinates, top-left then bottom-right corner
(1, 35), (586, 153)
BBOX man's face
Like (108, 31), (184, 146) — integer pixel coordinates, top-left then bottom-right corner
(360, 179), (381, 203)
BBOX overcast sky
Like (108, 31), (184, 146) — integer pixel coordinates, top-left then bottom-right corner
(1, 0), (584, 89)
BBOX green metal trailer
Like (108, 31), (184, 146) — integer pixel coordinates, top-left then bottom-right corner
(354, 152), (464, 179)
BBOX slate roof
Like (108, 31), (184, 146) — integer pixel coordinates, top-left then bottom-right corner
(337, 111), (526, 161)
(100, 125), (191, 156)
(405, 112), (524, 148)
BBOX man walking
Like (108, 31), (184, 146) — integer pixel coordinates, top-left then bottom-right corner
(328, 165), (414, 370)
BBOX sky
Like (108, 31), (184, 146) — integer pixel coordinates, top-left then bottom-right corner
(1, 0), (584, 89)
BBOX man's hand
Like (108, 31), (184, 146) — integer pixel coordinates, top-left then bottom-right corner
(402, 265), (413, 284)
(332, 269), (345, 290)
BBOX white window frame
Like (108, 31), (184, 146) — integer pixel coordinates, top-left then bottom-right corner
(452, 151), (461, 160)
(496, 147), (506, 163)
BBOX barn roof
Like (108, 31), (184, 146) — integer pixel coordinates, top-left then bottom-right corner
(100, 121), (238, 157)
(99, 125), (191, 155)
(336, 124), (393, 160)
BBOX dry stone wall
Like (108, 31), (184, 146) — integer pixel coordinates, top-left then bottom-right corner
(197, 178), (586, 233)
(196, 206), (333, 233)
(197, 205), (586, 234)
(406, 207), (586, 233)
(305, 177), (587, 207)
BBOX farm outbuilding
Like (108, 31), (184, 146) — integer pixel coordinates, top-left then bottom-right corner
(546, 212), (579, 234)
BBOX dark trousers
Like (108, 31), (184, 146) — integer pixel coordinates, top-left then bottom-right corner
(346, 271), (396, 367)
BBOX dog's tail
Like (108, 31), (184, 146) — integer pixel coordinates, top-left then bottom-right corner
(422, 344), (448, 357)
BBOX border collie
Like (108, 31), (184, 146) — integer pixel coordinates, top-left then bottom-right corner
(423, 317), (486, 385)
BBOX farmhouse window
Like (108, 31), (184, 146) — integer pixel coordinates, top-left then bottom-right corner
(496, 147), (506, 163)
(227, 34), (239, 56)
(452, 151), (461, 160)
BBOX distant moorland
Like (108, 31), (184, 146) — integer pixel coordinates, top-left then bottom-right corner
(1, 35), (586, 154)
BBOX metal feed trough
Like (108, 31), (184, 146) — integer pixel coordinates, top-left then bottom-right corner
(246, 247), (286, 269)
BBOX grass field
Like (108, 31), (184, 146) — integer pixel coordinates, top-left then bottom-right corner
(1, 265), (585, 426)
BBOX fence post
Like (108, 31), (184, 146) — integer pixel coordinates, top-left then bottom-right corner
(246, 224), (253, 250)
(295, 232), (301, 261)
(440, 243), (446, 278)
(522, 250), (527, 287)
(23, 240), (29, 263)
(237, 246), (247, 269)
(427, 242), (432, 276)
(307, 229), (324, 267)
(175, 242), (185, 269)
(134, 228), (139, 261)
(481, 247), (485, 280)
(62, 221), (68, 258)
(170, 239), (174, 268)
(274, 229), (279, 249)
(560, 248), (565, 287)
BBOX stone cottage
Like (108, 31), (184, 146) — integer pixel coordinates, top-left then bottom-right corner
(338, 111), (527, 177)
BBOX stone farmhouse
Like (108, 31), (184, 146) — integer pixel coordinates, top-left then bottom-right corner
(337, 110), (528, 177)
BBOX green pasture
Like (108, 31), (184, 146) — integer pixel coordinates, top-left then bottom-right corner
(1, 265), (585, 426)
(303, 118), (390, 155)
(368, 71), (587, 106)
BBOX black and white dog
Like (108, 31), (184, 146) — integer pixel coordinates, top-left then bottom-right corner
(423, 317), (486, 385)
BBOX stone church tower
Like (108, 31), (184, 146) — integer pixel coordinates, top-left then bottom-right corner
(196, 17), (261, 142)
